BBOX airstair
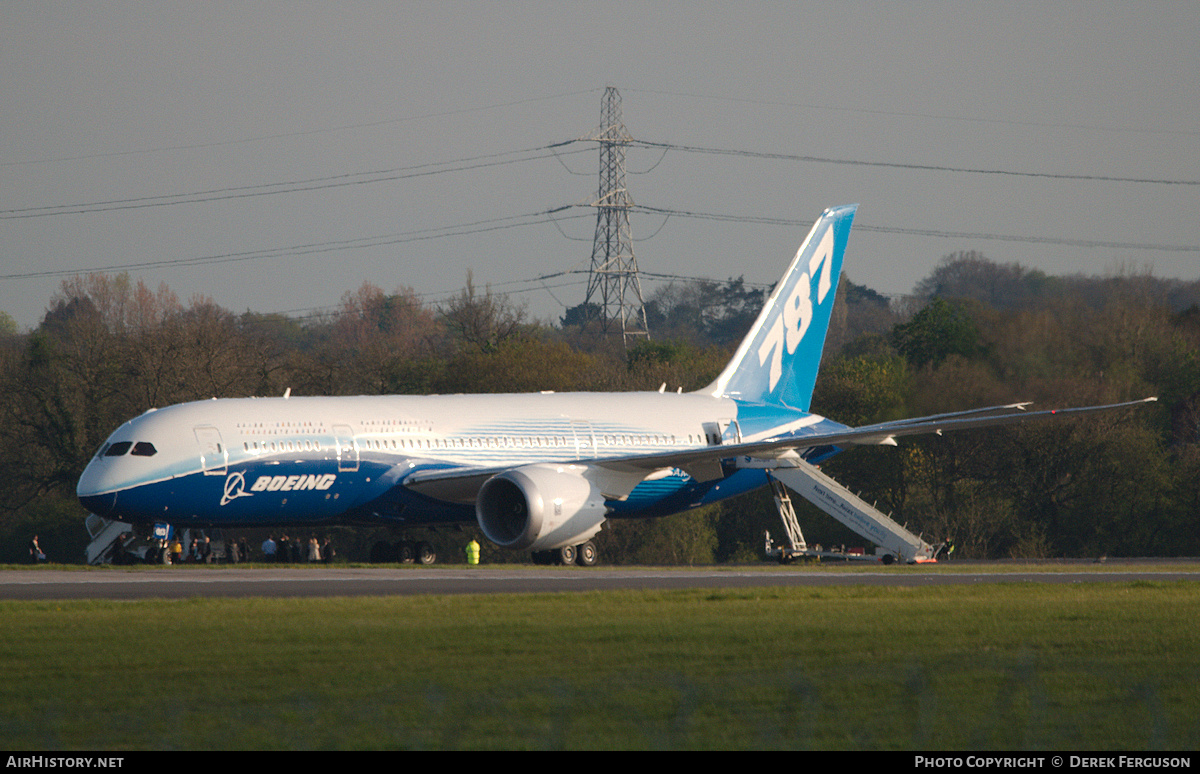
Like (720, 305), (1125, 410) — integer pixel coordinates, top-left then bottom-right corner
(85, 515), (191, 564)
(761, 460), (940, 564)
(85, 514), (134, 565)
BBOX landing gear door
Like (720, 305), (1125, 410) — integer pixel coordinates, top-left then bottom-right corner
(194, 426), (227, 476)
(333, 424), (359, 472)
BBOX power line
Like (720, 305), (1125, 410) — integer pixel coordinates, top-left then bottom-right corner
(631, 139), (1200, 186)
(0, 143), (586, 220)
(11, 132), (1193, 221)
(12, 196), (1191, 285)
(256, 268), (761, 324)
(263, 273), (595, 324)
(632, 205), (1200, 253)
(3, 88), (602, 168)
(623, 87), (1200, 138)
(0, 208), (589, 280)
(853, 224), (1200, 253)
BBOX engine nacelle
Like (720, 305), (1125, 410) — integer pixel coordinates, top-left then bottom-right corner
(476, 464), (608, 551)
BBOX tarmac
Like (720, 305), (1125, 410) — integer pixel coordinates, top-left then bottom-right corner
(3, 560), (1198, 600)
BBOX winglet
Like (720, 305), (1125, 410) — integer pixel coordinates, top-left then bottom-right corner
(703, 204), (858, 410)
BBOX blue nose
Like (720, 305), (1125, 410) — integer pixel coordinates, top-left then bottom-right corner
(79, 491), (116, 517)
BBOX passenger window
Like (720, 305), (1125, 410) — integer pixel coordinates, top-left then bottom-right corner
(131, 442), (157, 457)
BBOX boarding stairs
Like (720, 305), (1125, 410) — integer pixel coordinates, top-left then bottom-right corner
(761, 460), (939, 564)
(85, 515), (182, 564)
(85, 514), (134, 565)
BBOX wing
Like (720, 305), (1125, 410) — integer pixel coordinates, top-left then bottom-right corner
(402, 397), (1157, 503)
(817, 397), (1158, 445)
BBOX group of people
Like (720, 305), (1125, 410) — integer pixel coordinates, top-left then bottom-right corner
(162, 534), (336, 564)
(167, 535), (225, 564)
(259, 534), (334, 564)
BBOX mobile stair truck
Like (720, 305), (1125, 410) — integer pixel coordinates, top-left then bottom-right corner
(759, 458), (941, 565)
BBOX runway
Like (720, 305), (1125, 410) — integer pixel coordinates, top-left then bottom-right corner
(3, 561), (1198, 600)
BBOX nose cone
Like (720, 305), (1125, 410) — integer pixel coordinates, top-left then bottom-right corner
(77, 460), (117, 516)
(79, 490), (117, 517)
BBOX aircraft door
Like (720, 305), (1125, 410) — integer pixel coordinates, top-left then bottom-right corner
(194, 426), (227, 475)
(701, 419), (741, 446)
(333, 424), (359, 472)
(570, 420), (595, 459)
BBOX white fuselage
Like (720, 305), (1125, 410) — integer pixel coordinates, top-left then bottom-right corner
(76, 390), (815, 530)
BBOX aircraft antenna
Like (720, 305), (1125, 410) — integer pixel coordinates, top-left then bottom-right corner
(582, 87), (650, 348)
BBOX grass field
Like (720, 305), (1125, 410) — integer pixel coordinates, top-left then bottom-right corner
(2, 577), (1198, 750)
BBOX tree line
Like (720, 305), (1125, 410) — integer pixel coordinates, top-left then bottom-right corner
(1, 253), (1196, 563)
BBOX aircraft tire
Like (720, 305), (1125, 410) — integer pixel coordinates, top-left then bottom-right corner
(558, 544), (576, 566)
(415, 541), (436, 565)
(576, 541), (598, 567)
(396, 541), (415, 564)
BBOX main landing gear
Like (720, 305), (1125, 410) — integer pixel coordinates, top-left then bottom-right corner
(531, 540), (599, 566)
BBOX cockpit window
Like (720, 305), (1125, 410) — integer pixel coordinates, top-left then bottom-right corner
(104, 442), (133, 457)
(131, 442), (157, 457)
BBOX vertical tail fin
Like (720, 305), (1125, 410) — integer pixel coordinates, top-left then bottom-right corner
(703, 204), (857, 410)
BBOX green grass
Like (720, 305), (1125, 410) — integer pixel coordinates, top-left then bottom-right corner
(2, 582), (1199, 750)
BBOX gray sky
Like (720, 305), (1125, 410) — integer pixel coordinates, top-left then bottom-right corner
(3, 2), (1197, 332)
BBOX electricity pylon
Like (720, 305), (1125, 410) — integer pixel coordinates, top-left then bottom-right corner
(583, 87), (649, 347)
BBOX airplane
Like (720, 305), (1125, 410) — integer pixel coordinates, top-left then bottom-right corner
(77, 204), (1155, 565)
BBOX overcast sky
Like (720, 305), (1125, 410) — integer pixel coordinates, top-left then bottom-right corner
(3, 2), (1197, 331)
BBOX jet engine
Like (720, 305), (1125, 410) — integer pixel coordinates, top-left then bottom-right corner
(476, 464), (608, 551)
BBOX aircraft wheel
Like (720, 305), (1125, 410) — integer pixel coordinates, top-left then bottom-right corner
(415, 541), (436, 565)
(576, 541), (598, 567)
(396, 541), (415, 564)
(558, 544), (576, 566)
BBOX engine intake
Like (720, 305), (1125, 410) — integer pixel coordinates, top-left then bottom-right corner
(476, 464), (608, 551)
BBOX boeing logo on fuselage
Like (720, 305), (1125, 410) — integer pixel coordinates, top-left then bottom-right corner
(251, 473), (337, 493)
(222, 472), (337, 505)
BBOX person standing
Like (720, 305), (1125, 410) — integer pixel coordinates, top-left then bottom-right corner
(29, 535), (46, 563)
